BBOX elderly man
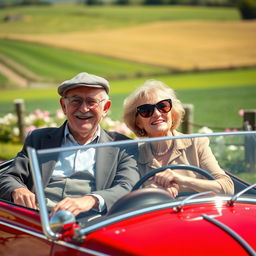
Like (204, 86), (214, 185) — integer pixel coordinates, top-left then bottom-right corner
(0, 72), (139, 218)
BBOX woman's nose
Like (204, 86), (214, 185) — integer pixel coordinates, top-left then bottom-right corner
(152, 107), (161, 117)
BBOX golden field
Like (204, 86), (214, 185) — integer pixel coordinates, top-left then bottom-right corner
(4, 20), (256, 71)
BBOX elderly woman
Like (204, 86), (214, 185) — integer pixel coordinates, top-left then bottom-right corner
(123, 80), (234, 197)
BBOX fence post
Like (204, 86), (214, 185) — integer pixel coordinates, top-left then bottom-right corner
(14, 99), (25, 143)
(243, 110), (256, 172)
(243, 110), (256, 131)
(181, 104), (194, 134)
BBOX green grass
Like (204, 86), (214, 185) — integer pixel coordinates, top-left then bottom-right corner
(1, 68), (255, 131)
(0, 142), (22, 160)
(0, 5), (240, 35)
(0, 39), (168, 83)
(0, 73), (8, 83)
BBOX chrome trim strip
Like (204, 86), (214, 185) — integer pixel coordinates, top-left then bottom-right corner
(0, 220), (47, 239)
(79, 196), (256, 235)
(53, 240), (110, 256)
(202, 214), (255, 256)
(174, 191), (216, 212)
(0, 221), (109, 256)
(36, 131), (256, 155)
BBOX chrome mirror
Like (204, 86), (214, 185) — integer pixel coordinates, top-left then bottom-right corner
(50, 210), (76, 233)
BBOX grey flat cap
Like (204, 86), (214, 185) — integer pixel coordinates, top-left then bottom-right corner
(58, 72), (110, 96)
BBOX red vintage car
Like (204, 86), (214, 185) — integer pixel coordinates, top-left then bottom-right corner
(0, 131), (256, 256)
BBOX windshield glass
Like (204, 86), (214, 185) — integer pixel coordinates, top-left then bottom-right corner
(28, 131), (256, 222)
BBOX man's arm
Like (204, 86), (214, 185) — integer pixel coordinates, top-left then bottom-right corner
(93, 144), (140, 212)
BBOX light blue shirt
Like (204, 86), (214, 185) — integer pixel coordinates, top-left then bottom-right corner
(52, 124), (105, 212)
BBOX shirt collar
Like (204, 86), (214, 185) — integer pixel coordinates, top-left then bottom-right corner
(63, 123), (100, 146)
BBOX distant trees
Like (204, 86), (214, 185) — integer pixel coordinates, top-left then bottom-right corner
(0, 0), (51, 8)
(238, 0), (256, 19)
(1, 0), (255, 20)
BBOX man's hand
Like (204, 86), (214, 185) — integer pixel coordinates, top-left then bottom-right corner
(12, 187), (38, 210)
(51, 195), (99, 216)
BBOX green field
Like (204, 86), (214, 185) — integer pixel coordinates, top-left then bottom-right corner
(1, 68), (256, 131)
(0, 5), (240, 35)
(0, 39), (169, 82)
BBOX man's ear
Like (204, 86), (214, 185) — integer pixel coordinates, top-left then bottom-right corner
(60, 98), (67, 115)
(102, 100), (111, 116)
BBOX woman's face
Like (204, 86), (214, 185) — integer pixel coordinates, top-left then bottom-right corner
(135, 93), (173, 138)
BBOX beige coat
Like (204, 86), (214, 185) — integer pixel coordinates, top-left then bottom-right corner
(138, 131), (234, 194)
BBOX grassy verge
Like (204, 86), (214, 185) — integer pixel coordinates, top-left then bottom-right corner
(0, 142), (22, 160)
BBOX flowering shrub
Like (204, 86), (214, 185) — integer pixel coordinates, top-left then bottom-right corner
(100, 117), (136, 139)
(0, 109), (135, 143)
(0, 113), (19, 142)
(209, 135), (248, 175)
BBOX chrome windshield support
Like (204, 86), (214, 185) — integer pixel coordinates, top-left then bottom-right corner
(173, 191), (216, 212)
(227, 182), (256, 207)
(27, 146), (60, 241)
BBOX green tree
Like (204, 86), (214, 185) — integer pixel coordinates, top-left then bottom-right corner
(238, 0), (256, 19)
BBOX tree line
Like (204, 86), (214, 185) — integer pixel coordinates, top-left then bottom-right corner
(1, 0), (256, 20)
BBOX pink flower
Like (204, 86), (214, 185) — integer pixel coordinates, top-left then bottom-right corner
(115, 123), (132, 135)
(56, 109), (65, 120)
(225, 128), (231, 132)
(238, 109), (244, 116)
(26, 125), (36, 134)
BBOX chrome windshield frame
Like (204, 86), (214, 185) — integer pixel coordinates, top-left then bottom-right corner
(27, 131), (256, 240)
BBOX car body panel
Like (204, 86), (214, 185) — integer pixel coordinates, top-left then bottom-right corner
(0, 202), (52, 256)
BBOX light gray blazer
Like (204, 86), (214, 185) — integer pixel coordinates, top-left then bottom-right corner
(0, 122), (139, 211)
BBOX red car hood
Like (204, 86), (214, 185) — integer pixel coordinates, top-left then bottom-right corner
(85, 199), (256, 256)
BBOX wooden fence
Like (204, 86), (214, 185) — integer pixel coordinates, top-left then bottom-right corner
(13, 99), (256, 141)
(10, 99), (256, 171)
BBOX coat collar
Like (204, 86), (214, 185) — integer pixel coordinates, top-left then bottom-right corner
(138, 130), (193, 165)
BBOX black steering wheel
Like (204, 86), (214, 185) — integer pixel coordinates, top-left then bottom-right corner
(132, 164), (215, 191)
(108, 165), (216, 215)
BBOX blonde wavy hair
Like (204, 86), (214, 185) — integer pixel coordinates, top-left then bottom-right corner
(123, 80), (185, 137)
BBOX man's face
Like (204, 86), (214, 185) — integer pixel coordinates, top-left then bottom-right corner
(60, 86), (111, 143)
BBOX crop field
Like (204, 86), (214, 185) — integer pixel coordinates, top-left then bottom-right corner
(0, 38), (167, 83)
(9, 20), (256, 71)
(1, 5), (255, 72)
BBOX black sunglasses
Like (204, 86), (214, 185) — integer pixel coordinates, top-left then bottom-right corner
(136, 99), (172, 118)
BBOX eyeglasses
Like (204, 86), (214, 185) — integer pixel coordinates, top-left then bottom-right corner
(136, 99), (172, 118)
(64, 96), (105, 109)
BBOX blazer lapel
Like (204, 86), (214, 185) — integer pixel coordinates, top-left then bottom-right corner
(95, 129), (117, 190)
(39, 123), (65, 186)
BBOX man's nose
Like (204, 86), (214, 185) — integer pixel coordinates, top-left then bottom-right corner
(79, 101), (90, 111)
